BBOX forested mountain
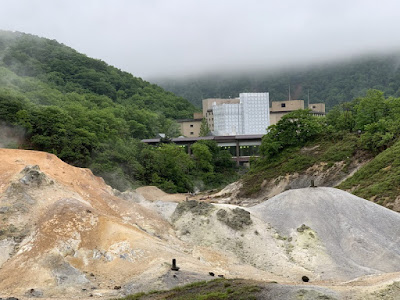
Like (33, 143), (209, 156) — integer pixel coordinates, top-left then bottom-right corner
(0, 31), (236, 192)
(0, 30), (195, 119)
(155, 54), (400, 109)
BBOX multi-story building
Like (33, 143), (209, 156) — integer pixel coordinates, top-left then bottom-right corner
(212, 93), (270, 136)
(202, 98), (240, 132)
(270, 100), (326, 125)
(177, 112), (203, 137)
(178, 95), (325, 137)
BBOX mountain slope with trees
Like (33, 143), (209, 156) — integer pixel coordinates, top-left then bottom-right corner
(155, 53), (400, 109)
(237, 90), (400, 211)
(0, 31), (235, 192)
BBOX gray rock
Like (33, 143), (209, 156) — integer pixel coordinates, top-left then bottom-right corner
(0, 207), (9, 214)
(249, 187), (400, 280)
(25, 288), (43, 297)
(52, 261), (89, 286)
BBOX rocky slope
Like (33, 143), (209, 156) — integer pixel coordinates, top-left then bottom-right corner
(212, 155), (369, 207)
(173, 188), (400, 281)
(1, 148), (400, 299)
(0, 149), (238, 298)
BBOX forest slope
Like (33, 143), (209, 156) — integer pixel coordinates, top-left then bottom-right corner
(155, 53), (400, 109)
(0, 31), (237, 193)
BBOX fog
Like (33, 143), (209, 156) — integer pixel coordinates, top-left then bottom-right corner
(0, 123), (25, 148)
(1, 0), (400, 79)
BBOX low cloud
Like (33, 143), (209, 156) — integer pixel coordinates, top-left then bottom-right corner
(1, 0), (400, 78)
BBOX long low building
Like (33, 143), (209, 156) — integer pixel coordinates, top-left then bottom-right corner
(141, 134), (263, 166)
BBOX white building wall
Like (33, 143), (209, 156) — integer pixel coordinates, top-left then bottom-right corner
(213, 103), (243, 135)
(240, 93), (269, 135)
(212, 93), (269, 136)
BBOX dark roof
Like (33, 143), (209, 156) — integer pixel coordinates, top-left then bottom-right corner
(176, 118), (203, 123)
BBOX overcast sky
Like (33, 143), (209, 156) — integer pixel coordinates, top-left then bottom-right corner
(1, 0), (400, 79)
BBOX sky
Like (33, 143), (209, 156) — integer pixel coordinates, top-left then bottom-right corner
(1, 0), (400, 79)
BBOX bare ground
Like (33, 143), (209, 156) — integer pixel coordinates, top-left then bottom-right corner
(1, 148), (399, 299)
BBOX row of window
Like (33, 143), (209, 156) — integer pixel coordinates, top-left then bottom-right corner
(220, 145), (260, 156)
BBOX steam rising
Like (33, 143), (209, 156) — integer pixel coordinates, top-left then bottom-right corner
(0, 123), (25, 149)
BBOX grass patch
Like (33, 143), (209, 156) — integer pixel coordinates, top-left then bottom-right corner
(338, 138), (400, 208)
(240, 133), (360, 197)
(117, 279), (262, 300)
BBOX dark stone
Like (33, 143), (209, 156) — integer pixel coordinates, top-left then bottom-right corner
(209, 272), (215, 276)
(173, 201), (213, 220)
(217, 208), (252, 230)
(218, 275), (224, 278)
(302, 276), (310, 282)
(297, 224), (310, 233)
(19, 166), (46, 187)
(113, 286), (121, 290)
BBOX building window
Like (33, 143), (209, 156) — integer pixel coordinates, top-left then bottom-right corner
(190, 132), (194, 135)
(190, 124), (194, 127)
(281, 103), (286, 108)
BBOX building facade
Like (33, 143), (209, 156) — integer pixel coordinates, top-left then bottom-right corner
(177, 112), (203, 137)
(241, 93), (270, 134)
(179, 95), (326, 137)
(202, 98), (240, 132)
(212, 93), (270, 136)
(270, 100), (326, 125)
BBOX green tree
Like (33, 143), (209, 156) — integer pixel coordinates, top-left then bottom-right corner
(355, 89), (387, 130)
(199, 118), (211, 136)
(191, 142), (213, 173)
(326, 102), (356, 132)
(260, 109), (323, 158)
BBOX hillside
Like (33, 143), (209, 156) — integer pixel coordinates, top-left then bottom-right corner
(0, 31), (237, 193)
(222, 135), (400, 212)
(210, 89), (400, 213)
(0, 30), (195, 119)
(155, 53), (400, 109)
(338, 139), (400, 211)
(1, 148), (400, 299)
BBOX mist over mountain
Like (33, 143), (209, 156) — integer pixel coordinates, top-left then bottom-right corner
(154, 53), (400, 109)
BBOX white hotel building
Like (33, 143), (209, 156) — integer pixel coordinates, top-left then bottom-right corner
(212, 93), (270, 136)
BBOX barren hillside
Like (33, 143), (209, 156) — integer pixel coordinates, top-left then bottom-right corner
(0, 149), (255, 298)
(1, 148), (400, 299)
